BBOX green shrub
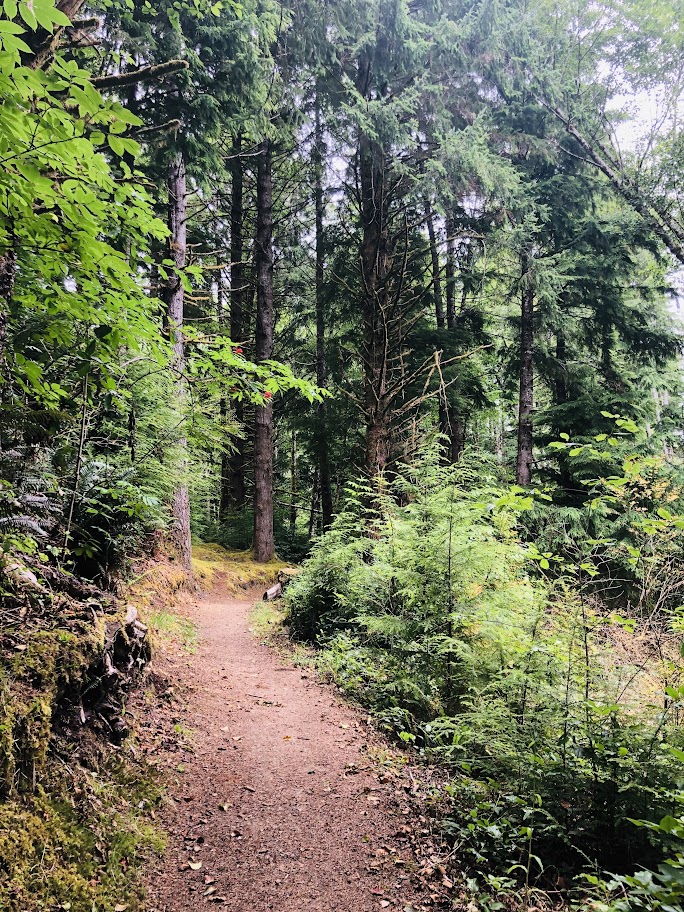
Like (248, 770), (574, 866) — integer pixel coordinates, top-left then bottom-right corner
(285, 446), (684, 900)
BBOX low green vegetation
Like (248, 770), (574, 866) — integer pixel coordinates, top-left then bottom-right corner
(0, 559), (164, 912)
(285, 434), (684, 909)
(0, 757), (164, 912)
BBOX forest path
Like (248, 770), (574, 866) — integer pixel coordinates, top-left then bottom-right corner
(145, 587), (428, 912)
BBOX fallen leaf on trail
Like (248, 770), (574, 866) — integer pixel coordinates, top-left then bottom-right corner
(380, 902), (391, 909)
(188, 861), (202, 871)
(204, 876), (216, 885)
(243, 785), (256, 792)
(114, 905), (128, 912)
(283, 735), (292, 742)
(218, 802), (232, 811)
(202, 886), (216, 896)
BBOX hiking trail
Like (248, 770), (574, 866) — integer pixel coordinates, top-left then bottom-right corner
(143, 587), (433, 912)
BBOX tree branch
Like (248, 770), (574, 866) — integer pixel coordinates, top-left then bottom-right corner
(92, 60), (189, 90)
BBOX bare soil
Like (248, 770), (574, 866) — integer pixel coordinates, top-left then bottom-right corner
(142, 588), (443, 912)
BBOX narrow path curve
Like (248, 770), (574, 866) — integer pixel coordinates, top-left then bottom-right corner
(145, 589), (429, 912)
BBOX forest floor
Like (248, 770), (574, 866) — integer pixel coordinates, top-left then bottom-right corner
(137, 555), (447, 912)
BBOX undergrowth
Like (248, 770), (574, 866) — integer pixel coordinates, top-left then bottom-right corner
(284, 442), (684, 910)
(192, 541), (288, 595)
(0, 540), (196, 911)
(0, 755), (164, 912)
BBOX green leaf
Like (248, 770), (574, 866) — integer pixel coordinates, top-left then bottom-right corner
(108, 135), (125, 156)
(0, 20), (25, 34)
(18, 2), (36, 29)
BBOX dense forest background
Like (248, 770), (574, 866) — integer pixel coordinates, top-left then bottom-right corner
(3, 0), (684, 908)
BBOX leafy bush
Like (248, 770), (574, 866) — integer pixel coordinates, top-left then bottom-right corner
(285, 445), (684, 900)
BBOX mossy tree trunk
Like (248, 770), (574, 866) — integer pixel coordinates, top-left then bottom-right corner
(253, 139), (275, 562)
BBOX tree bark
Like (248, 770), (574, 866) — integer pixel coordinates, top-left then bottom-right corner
(516, 253), (534, 486)
(439, 404), (465, 464)
(355, 48), (395, 478)
(216, 270), (231, 517)
(445, 210), (457, 331)
(221, 135), (247, 514)
(0, 235), (17, 392)
(308, 466), (319, 539)
(425, 201), (445, 329)
(314, 101), (334, 528)
(436, 209), (464, 463)
(26, 0), (87, 69)
(165, 150), (192, 570)
(359, 133), (392, 474)
(253, 139), (275, 563)
(289, 429), (297, 535)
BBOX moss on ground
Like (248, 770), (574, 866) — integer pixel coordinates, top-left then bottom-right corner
(192, 542), (287, 595)
(1, 617), (107, 795)
(0, 757), (164, 912)
(0, 569), (162, 909)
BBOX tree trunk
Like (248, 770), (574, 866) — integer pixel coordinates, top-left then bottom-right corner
(165, 150), (192, 570)
(216, 270), (231, 517)
(425, 201), (445, 329)
(0, 236), (16, 392)
(308, 467), (319, 539)
(290, 429), (297, 535)
(26, 0), (87, 69)
(554, 329), (573, 491)
(555, 329), (568, 408)
(445, 210), (456, 331)
(355, 48), (396, 478)
(439, 404), (465, 463)
(220, 136), (247, 515)
(437, 209), (463, 463)
(358, 128), (392, 475)
(516, 254), (534, 486)
(253, 139), (275, 563)
(314, 101), (334, 528)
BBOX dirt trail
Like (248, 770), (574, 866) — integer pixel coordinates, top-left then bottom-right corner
(145, 589), (429, 912)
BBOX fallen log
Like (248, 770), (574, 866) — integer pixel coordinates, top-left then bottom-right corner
(263, 582), (282, 601)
